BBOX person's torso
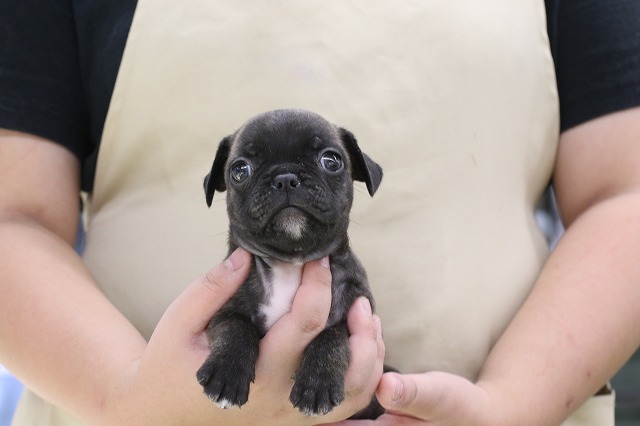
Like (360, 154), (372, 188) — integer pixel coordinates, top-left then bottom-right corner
(13, 1), (612, 424)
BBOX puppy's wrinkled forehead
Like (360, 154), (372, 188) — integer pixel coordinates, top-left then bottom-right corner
(229, 110), (341, 159)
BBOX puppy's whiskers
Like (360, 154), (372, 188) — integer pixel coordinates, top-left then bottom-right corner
(348, 218), (364, 227)
(207, 198), (227, 206)
(203, 230), (229, 240)
(353, 184), (369, 197)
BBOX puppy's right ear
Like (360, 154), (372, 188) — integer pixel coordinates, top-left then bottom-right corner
(204, 135), (232, 207)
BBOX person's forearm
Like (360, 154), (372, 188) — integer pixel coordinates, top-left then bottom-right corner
(478, 193), (640, 425)
(0, 217), (147, 423)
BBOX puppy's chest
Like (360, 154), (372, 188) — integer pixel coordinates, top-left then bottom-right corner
(259, 262), (303, 330)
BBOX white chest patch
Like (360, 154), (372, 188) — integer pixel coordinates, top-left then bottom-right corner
(260, 262), (303, 330)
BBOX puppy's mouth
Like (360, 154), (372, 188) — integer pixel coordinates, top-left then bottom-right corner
(232, 204), (344, 263)
(270, 206), (308, 240)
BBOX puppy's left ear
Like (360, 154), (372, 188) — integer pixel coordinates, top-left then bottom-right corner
(204, 135), (233, 207)
(339, 128), (383, 196)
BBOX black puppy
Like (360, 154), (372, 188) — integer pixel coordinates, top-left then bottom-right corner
(197, 109), (383, 417)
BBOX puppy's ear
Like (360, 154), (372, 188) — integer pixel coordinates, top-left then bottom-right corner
(204, 135), (233, 207)
(339, 128), (383, 196)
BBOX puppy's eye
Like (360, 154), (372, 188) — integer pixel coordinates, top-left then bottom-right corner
(320, 151), (343, 173)
(230, 161), (252, 183)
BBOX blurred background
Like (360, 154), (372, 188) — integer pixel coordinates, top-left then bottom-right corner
(613, 350), (640, 426)
(0, 366), (22, 426)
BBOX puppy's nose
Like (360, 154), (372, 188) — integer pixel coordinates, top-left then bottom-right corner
(272, 173), (301, 191)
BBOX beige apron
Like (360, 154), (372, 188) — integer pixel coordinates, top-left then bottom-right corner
(13, 1), (614, 424)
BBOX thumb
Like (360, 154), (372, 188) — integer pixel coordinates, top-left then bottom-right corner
(163, 248), (251, 335)
(376, 371), (484, 421)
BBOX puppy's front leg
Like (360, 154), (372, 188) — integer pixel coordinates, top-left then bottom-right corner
(196, 312), (260, 408)
(290, 322), (350, 416)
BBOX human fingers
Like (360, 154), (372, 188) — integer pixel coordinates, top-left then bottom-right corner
(376, 371), (490, 423)
(321, 301), (386, 423)
(344, 298), (384, 398)
(118, 249), (252, 425)
(161, 247), (251, 338)
(288, 256), (332, 336)
(256, 256), (332, 383)
(327, 413), (423, 426)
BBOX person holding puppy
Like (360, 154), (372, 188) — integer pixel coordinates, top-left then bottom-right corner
(1, 1), (639, 425)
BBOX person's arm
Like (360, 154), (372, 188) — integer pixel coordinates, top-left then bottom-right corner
(0, 130), (146, 422)
(335, 107), (640, 426)
(0, 130), (384, 425)
(477, 106), (640, 423)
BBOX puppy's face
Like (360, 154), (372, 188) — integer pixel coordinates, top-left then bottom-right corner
(205, 109), (382, 262)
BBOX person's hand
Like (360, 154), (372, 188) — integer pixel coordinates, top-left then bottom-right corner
(103, 248), (384, 425)
(329, 371), (497, 426)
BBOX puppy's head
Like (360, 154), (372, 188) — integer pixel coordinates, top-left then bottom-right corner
(204, 109), (382, 262)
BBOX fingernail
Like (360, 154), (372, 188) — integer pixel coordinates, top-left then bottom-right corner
(320, 256), (330, 269)
(360, 297), (372, 316)
(224, 248), (246, 273)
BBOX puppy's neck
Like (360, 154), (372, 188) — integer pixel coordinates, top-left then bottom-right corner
(256, 255), (304, 269)
(229, 228), (349, 264)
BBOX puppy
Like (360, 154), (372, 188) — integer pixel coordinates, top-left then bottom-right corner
(197, 109), (383, 417)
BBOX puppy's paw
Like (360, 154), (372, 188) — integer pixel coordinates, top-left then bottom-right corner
(289, 368), (345, 416)
(196, 353), (255, 409)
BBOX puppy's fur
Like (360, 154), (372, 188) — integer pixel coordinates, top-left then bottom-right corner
(197, 109), (383, 417)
